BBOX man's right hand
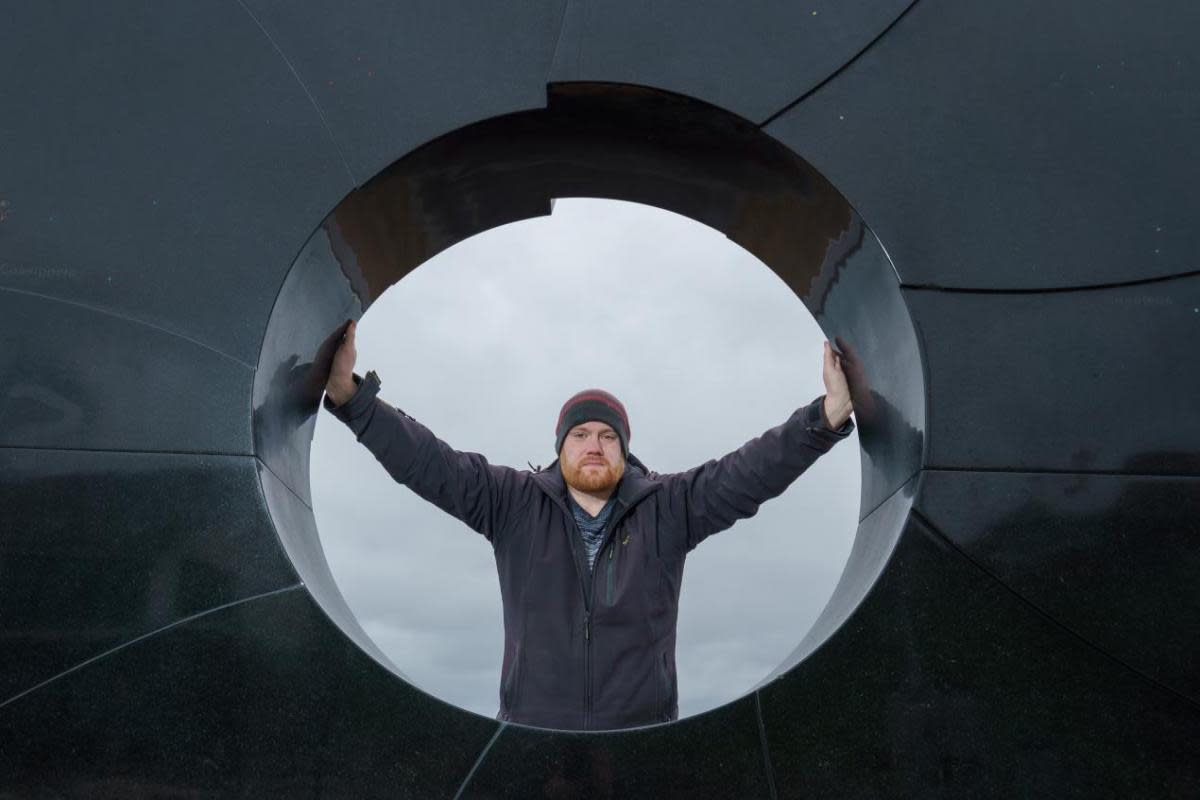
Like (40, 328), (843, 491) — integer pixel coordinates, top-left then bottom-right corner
(325, 320), (358, 407)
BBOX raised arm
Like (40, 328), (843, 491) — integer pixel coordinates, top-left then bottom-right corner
(655, 341), (855, 554)
(323, 321), (529, 542)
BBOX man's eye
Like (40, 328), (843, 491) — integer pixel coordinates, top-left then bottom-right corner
(601, 433), (617, 441)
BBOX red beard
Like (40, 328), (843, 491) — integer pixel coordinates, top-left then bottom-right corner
(561, 456), (625, 494)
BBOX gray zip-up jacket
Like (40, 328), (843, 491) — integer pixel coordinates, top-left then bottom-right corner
(325, 372), (853, 730)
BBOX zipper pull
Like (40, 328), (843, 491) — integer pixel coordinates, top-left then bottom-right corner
(608, 546), (614, 561)
(585, 611), (591, 641)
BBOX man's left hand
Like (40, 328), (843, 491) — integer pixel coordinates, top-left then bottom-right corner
(822, 341), (853, 429)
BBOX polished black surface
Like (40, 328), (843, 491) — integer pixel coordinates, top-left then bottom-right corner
(5, 0), (1199, 794)
(759, 474), (914, 685)
(257, 460), (399, 674)
(917, 469), (1200, 704)
(550, 0), (913, 124)
(0, 449), (297, 705)
(758, 513), (1200, 798)
(904, 273), (1200, 472)
(0, 589), (500, 799)
(0, 3), (352, 366)
(461, 696), (771, 799)
(803, 242), (924, 517)
(240, 0), (568, 183)
(0, 289), (253, 454)
(253, 227), (366, 507)
(764, 0), (1200, 289)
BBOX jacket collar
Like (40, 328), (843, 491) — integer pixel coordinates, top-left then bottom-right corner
(531, 453), (660, 516)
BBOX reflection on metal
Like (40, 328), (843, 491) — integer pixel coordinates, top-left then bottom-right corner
(1, 4), (1197, 797)
(261, 81), (924, 723)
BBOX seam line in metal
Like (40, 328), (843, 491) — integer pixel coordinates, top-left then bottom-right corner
(901, 268), (1200, 295)
(0, 444), (254, 457)
(546, 0), (573, 83)
(0, 285), (256, 370)
(0, 584), (302, 712)
(910, 509), (1200, 714)
(858, 468), (920, 524)
(453, 723), (509, 800)
(234, 0), (357, 185)
(923, 465), (1200, 479)
(754, 691), (780, 800)
(256, 455), (314, 511)
(758, 0), (923, 128)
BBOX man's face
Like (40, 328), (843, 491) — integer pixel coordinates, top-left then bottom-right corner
(559, 421), (625, 493)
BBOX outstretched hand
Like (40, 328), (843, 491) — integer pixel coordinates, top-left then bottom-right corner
(822, 341), (853, 429)
(325, 320), (358, 407)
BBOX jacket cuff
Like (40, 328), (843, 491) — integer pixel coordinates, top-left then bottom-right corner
(803, 395), (855, 441)
(323, 370), (382, 425)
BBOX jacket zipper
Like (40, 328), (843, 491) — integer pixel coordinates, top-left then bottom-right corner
(552, 489), (654, 730)
(581, 535), (616, 729)
(581, 513), (633, 729)
(576, 526), (616, 731)
(563, 515), (596, 730)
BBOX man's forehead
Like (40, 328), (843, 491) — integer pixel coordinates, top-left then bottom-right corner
(569, 420), (616, 434)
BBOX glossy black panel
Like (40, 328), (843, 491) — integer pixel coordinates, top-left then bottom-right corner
(0, 449), (296, 705)
(760, 474), (913, 685)
(5, 4), (1197, 795)
(254, 227), (366, 506)
(257, 461), (399, 674)
(804, 239), (924, 515)
(0, 4), (352, 365)
(758, 514), (1200, 798)
(905, 274), (1200, 472)
(764, 0), (1200, 289)
(0, 589), (499, 799)
(550, 0), (912, 124)
(461, 696), (770, 799)
(241, 0), (568, 182)
(917, 470), (1200, 703)
(0, 289), (252, 453)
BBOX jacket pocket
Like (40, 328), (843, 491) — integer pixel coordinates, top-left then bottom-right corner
(605, 544), (616, 606)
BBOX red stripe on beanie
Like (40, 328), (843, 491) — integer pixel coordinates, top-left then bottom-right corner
(554, 389), (632, 456)
(555, 389), (629, 434)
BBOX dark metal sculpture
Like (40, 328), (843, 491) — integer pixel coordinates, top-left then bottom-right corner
(2, 2), (1197, 797)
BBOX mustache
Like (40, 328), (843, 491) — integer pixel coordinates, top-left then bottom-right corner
(561, 455), (625, 492)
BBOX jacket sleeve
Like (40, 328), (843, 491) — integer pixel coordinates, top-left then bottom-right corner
(654, 396), (854, 556)
(323, 372), (530, 543)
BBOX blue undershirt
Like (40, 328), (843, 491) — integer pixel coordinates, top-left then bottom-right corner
(567, 494), (618, 572)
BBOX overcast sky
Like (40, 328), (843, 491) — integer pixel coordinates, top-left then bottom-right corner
(310, 197), (860, 724)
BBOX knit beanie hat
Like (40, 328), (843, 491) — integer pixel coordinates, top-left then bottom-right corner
(555, 389), (631, 457)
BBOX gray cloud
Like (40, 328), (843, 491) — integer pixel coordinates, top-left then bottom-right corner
(311, 198), (860, 721)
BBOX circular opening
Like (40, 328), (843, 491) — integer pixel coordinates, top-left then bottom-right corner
(253, 82), (924, 733)
(310, 197), (861, 721)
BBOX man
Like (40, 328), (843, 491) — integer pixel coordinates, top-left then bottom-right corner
(324, 320), (854, 730)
